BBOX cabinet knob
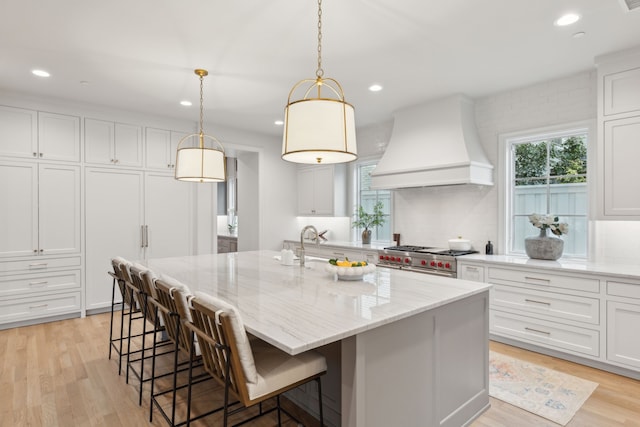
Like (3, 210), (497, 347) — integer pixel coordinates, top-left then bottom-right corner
(33, 152), (37, 157)
(39, 153), (43, 157)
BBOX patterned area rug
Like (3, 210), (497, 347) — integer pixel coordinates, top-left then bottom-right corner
(489, 351), (598, 426)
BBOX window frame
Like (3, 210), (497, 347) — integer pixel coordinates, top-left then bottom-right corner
(498, 121), (592, 258)
(351, 157), (393, 243)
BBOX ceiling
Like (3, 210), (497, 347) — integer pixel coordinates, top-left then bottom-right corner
(2, 0), (640, 138)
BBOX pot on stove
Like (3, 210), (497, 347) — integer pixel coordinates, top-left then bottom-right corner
(448, 237), (471, 251)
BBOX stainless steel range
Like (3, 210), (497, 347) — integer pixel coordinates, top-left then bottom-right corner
(377, 245), (477, 278)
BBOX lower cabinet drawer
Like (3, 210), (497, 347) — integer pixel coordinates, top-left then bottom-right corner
(0, 291), (81, 324)
(0, 256), (81, 274)
(490, 310), (600, 357)
(488, 266), (600, 293)
(491, 284), (600, 325)
(0, 270), (81, 297)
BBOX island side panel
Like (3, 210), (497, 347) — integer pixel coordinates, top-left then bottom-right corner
(342, 290), (490, 427)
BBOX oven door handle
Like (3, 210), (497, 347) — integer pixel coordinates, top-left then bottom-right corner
(406, 267), (456, 278)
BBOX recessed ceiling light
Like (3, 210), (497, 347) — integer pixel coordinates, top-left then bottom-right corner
(274, 120), (284, 126)
(368, 84), (383, 92)
(554, 13), (581, 26)
(32, 69), (50, 77)
(572, 31), (586, 38)
(180, 100), (192, 107)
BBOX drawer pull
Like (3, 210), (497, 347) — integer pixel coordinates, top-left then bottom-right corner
(29, 304), (48, 310)
(525, 327), (551, 335)
(28, 263), (48, 269)
(29, 281), (49, 287)
(466, 267), (479, 271)
(525, 298), (551, 306)
(524, 276), (550, 284)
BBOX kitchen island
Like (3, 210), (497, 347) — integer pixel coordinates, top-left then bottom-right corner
(142, 250), (491, 427)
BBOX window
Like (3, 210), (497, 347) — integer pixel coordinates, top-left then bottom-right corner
(355, 161), (392, 242)
(505, 126), (588, 258)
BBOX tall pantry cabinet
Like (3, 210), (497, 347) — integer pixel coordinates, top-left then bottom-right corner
(0, 107), (82, 326)
(84, 122), (196, 312)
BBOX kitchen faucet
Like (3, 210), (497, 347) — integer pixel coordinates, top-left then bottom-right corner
(299, 225), (318, 267)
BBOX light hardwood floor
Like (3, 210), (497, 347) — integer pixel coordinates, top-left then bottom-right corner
(1, 312), (639, 426)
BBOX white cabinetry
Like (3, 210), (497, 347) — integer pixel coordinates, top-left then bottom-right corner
(458, 258), (640, 377)
(297, 164), (346, 216)
(85, 168), (193, 311)
(459, 263), (485, 282)
(606, 279), (640, 369)
(38, 112), (81, 162)
(145, 127), (189, 171)
(0, 159), (81, 328)
(0, 107), (80, 162)
(0, 161), (80, 258)
(596, 48), (640, 219)
(85, 118), (143, 167)
(486, 265), (601, 358)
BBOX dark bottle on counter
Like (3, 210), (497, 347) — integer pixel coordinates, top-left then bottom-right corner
(485, 241), (493, 255)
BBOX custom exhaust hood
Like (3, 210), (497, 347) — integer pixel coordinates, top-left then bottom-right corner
(370, 94), (493, 189)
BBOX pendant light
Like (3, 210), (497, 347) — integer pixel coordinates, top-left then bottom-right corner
(282, 0), (357, 164)
(175, 69), (226, 182)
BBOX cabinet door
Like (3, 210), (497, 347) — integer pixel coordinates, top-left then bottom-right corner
(114, 123), (143, 167)
(84, 118), (114, 164)
(603, 66), (640, 117)
(459, 264), (485, 282)
(0, 106), (37, 159)
(85, 168), (144, 310)
(297, 168), (316, 215)
(312, 166), (334, 215)
(0, 161), (38, 257)
(603, 117), (640, 216)
(607, 300), (640, 369)
(38, 112), (80, 162)
(145, 127), (171, 170)
(38, 164), (81, 255)
(144, 172), (192, 259)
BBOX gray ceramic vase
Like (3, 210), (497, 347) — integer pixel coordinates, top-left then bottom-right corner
(525, 228), (564, 260)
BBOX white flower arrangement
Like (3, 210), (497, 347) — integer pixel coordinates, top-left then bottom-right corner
(528, 213), (569, 236)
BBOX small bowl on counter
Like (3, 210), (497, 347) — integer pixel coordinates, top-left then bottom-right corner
(326, 263), (376, 281)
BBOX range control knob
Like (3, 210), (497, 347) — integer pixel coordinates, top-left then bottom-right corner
(430, 261), (436, 267)
(437, 261), (443, 267)
(379, 255), (384, 260)
(385, 255), (390, 261)
(445, 262), (451, 269)
(421, 260), (427, 266)
(405, 258), (411, 264)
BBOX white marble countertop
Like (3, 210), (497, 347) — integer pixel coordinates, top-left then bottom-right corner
(142, 250), (491, 355)
(459, 253), (640, 280)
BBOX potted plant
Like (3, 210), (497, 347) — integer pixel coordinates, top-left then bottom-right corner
(352, 201), (386, 244)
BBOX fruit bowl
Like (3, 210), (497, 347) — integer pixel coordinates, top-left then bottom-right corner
(325, 263), (376, 281)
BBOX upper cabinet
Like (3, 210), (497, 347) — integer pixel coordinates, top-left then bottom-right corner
(596, 48), (640, 219)
(297, 164), (346, 216)
(84, 118), (143, 167)
(145, 127), (189, 171)
(0, 107), (80, 162)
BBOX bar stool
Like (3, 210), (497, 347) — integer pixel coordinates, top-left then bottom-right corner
(185, 292), (327, 427)
(108, 257), (143, 375)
